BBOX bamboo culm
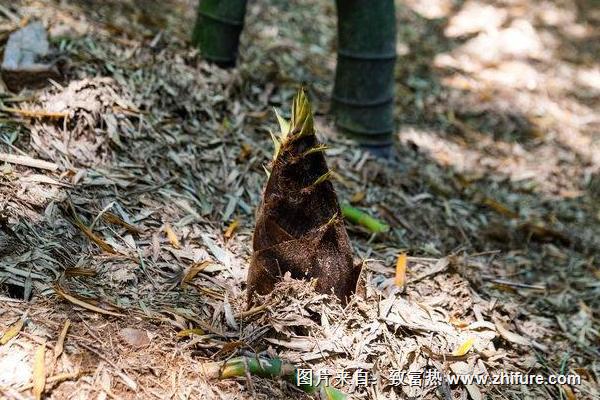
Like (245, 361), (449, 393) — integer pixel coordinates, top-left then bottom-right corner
(332, 0), (397, 150)
(192, 0), (248, 67)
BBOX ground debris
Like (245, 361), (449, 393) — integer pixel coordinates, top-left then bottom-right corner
(27, 77), (136, 167)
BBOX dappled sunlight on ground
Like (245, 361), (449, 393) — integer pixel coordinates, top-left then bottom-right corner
(397, 0), (599, 198)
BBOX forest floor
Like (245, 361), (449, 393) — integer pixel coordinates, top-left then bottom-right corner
(0, 0), (598, 399)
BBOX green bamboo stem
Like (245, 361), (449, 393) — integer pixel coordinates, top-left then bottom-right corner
(341, 203), (390, 233)
(332, 0), (397, 149)
(192, 0), (247, 67)
(202, 356), (348, 399)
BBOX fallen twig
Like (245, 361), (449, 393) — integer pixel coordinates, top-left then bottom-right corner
(18, 371), (81, 392)
(0, 153), (59, 171)
(488, 279), (545, 291)
(1, 106), (68, 119)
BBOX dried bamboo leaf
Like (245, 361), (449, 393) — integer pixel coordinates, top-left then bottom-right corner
(223, 293), (238, 329)
(452, 337), (475, 356)
(349, 191), (365, 204)
(32, 342), (46, 400)
(0, 316), (25, 345)
(54, 283), (124, 317)
(519, 221), (571, 245)
(481, 197), (518, 219)
(64, 267), (97, 277)
(53, 319), (70, 361)
(421, 345), (469, 362)
(224, 219), (239, 239)
(213, 340), (244, 358)
(176, 328), (205, 338)
(72, 217), (116, 253)
(164, 224), (181, 249)
(102, 212), (143, 234)
(182, 260), (213, 284)
(494, 319), (531, 347)
(562, 384), (577, 400)
(395, 252), (407, 289)
(1, 106), (68, 119)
